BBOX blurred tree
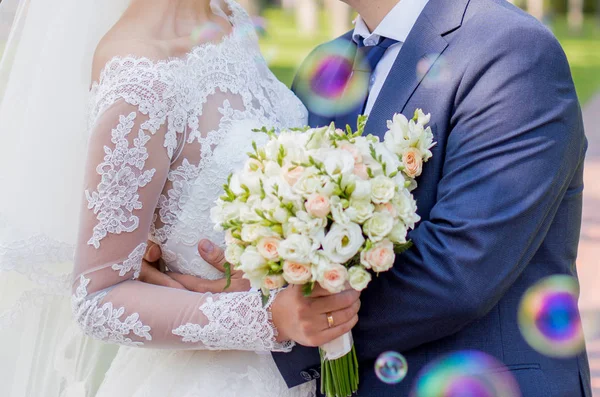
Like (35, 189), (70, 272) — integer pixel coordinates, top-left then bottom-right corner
(324, 0), (353, 36)
(527, 0), (545, 20)
(295, 0), (318, 36)
(568, 0), (584, 32)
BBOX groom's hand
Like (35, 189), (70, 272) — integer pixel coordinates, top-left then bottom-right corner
(271, 284), (360, 347)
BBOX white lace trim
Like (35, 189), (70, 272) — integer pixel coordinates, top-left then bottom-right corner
(172, 290), (294, 352)
(111, 242), (147, 279)
(86, 112), (157, 249)
(72, 275), (152, 346)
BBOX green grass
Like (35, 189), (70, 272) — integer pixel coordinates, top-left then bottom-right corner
(551, 16), (600, 104)
(259, 11), (600, 105)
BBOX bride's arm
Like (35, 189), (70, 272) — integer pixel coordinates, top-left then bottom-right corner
(72, 100), (290, 351)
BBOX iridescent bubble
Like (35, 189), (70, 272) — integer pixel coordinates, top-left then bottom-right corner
(251, 16), (267, 37)
(295, 40), (369, 117)
(416, 54), (451, 87)
(410, 350), (521, 397)
(518, 275), (585, 358)
(190, 22), (223, 44)
(375, 351), (408, 384)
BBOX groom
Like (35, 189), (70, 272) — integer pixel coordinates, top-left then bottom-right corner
(143, 0), (591, 395)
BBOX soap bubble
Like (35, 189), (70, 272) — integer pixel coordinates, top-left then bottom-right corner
(375, 351), (408, 384)
(518, 275), (585, 358)
(410, 350), (521, 397)
(295, 40), (369, 117)
(416, 54), (450, 87)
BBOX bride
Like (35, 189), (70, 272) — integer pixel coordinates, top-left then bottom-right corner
(0, 0), (360, 396)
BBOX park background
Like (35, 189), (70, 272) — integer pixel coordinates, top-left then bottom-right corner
(0, 0), (599, 394)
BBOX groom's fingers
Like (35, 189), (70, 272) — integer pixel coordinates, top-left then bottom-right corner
(321, 300), (361, 331)
(166, 272), (251, 293)
(198, 239), (228, 273)
(144, 242), (162, 265)
(309, 315), (359, 347)
(310, 289), (361, 315)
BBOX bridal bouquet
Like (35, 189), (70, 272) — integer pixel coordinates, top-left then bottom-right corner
(212, 110), (435, 397)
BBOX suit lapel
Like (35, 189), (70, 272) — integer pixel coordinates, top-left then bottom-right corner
(364, 0), (470, 137)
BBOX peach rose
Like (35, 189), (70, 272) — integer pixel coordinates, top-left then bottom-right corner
(353, 163), (369, 180)
(360, 239), (395, 273)
(283, 261), (312, 285)
(263, 274), (286, 290)
(305, 194), (331, 218)
(319, 263), (349, 294)
(339, 143), (363, 163)
(402, 148), (423, 178)
(375, 202), (397, 218)
(256, 237), (281, 262)
(283, 165), (304, 186)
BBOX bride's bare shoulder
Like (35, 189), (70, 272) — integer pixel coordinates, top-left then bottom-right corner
(91, 22), (166, 83)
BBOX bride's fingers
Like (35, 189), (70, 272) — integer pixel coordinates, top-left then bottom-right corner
(197, 240), (228, 273)
(143, 242), (162, 264)
(167, 272), (251, 293)
(139, 263), (187, 290)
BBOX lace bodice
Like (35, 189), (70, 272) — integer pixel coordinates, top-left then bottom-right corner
(72, 0), (308, 351)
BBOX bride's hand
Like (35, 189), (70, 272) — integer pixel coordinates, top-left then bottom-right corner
(164, 239), (251, 293)
(138, 243), (187, 290)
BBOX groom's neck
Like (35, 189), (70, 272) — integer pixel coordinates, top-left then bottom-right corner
(346, 0), (401, 32)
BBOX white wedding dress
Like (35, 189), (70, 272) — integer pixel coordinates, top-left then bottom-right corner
(70, 1), (314, 396)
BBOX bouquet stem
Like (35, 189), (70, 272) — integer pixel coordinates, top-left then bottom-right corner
(319, 332), (359, 397)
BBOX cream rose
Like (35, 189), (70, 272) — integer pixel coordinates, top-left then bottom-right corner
(256, 237), (281, 262)
(321, 149), (355, 177)
(363, 212), (394, 242)
(305, 194), (331, 218)
(370, 175), (396, 204)
(283, 165), (305, 186)
(348, 266), (372, 291)
(241, 224), (275, 243)
(224, 244), (244, 266)
(375, 202), (397, 218)
(402, 148), (424, 178)
(283, 261), (313, 285)
(360, 239), (395, 273)
(351, 180), (372, 201)
(322, 222), (365, 264)
(279, 234), (313, 264)
(318, 262), (349, 294)
(346, 199), (375, 224)
(239, 246), (268, 276)
(388, 221), (408, 244)
(263, 274), (286, 290)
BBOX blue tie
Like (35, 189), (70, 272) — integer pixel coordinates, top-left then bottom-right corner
(335, 36), (399, 129)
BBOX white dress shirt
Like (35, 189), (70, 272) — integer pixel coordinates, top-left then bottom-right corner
(352, 0), (430, 115)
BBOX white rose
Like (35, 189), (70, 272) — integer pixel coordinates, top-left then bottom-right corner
(360, 239), (395, 273)
(348, 266), (372, 291)
(279, 234), (313, 264)
(317, 261), (349, 294)
(256, 237), (281, 262)
(370, 175), (396, 204)
(241, 224), (275, 243)
(285, 211), (327, 238)
(319, 149), (355, 177)
(351, 180), (372, 200)
(283, 260), (313, 285)
(263, 274), (287, 290)
(294, 172), (323, 195)
(346, 199), (375, 224)
(393, 190), (421, 229)
(239, 246), (268, 276)
(240, 171), (263, 194)
(322, 222), (365, 264)
(224, 244), (245, 266)
(388, 221), (408, 244)
(330, 196), (351, 225)
(239, 198), (262, 223)
(363, 212), (394, 242)
(273, 206), (291, 224)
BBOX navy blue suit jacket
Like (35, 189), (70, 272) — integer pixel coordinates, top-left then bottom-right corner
(273, 0), (591, 395)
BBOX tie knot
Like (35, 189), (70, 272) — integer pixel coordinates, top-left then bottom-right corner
(354, 37), (399, 72)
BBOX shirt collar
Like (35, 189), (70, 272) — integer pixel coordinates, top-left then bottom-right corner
(352, 0), (430, 45)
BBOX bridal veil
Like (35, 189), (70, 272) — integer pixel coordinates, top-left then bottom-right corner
(0, 1), (130, 395)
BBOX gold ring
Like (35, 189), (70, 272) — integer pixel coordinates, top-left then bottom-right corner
(327, 313), (335, 328)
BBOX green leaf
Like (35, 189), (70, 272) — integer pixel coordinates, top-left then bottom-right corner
(357, 114), (368, 135)
(394, 241), (414, 254)
(302, 282), (315, 297)
(261, 291), (270, 307)
(223, 262), (232, 291)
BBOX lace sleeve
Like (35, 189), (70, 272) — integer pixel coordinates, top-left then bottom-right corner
(72, 96), (292, 352)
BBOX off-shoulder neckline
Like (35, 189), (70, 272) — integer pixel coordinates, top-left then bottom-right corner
(90, 0), (241, 90)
